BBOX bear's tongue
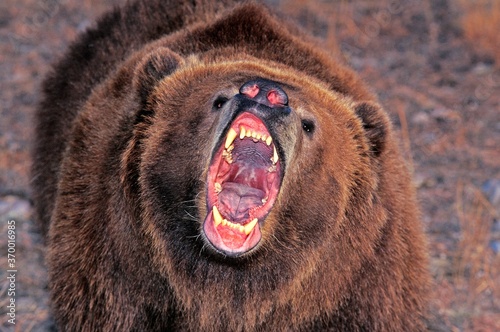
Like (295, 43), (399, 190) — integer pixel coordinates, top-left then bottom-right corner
(217, 138), (270, 222)
(218, 182), (266, 222)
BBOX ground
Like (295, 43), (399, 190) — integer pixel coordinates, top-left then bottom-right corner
(0, 0), (499, 331)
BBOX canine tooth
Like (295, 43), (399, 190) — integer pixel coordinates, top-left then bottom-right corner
(215, 182), (222, 193)
(225, 128), (238, 149)
(244, 218), (259, 235)
(213, 206), (223, 227)
(266, 136), (272, 146)
(272, 145), (279, 164)
(240, 126), (246, 139)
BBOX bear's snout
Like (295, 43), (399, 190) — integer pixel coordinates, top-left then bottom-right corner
(239, 78), (290, 111)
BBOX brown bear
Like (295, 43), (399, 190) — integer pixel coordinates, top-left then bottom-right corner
(32, 0), (430, 330)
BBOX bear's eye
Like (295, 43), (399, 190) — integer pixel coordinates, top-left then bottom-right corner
(212, 96), (229, 110)
(301, 119), (315, 136)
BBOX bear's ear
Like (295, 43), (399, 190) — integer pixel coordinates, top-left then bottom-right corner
(354, 102), (390, 157)
(134, 47), (183, 107)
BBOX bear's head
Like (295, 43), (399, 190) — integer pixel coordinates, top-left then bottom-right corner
(115, 46), (392, 326)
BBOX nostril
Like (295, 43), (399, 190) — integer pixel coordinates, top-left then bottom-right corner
(239, 78), (289, 110)
(267, 89), (288, 106)
(240, 83), (260, 99)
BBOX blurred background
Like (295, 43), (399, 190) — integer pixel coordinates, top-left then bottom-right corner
(0, 0), (499, 330)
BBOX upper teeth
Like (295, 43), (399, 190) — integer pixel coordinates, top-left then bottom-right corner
(225, 128), (238, 149)
(272, 145), (278, 165)
(225, 126), (273, 149)
(223, 125), (278, 165)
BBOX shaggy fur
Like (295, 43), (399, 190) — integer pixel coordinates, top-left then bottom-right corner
(32, 0), (430, 330)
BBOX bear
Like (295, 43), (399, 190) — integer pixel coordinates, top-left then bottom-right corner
(32, 0), (431, 330)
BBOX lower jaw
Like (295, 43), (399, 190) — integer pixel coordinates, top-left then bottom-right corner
(203, 215), (262, 255)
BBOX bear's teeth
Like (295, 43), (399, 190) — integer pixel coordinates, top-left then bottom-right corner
(272, 146), (279, 164)
(221, 218), (244, 232)
(213, 206), (258, 235)
(244, 218), (259, 235)
(228, 221), (244, 233)
(223, 125), (277, 165)
(225, 128), (238, 149)
(235, 125), (273, 145)
(212, 206), (223, 227)
(224, 218), (257, 235)
(222, 149), (233, 164)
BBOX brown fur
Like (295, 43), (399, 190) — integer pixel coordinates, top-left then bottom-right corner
(32, 0), (430, 330)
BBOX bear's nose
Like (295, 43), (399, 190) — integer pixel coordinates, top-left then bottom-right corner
(239, 78), (289, 108)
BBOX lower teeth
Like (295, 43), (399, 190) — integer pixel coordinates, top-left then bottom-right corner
(213, 206), (258, 235)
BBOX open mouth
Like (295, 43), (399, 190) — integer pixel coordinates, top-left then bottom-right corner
(203, 112), (281, 255)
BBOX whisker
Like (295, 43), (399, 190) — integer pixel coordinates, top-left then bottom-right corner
(183, 210), (198, 221)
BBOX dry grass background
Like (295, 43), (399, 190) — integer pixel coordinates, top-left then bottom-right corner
(453, 182), (499, 329)
(1, 0), (499, 331)
(459, 0), (500, 65)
